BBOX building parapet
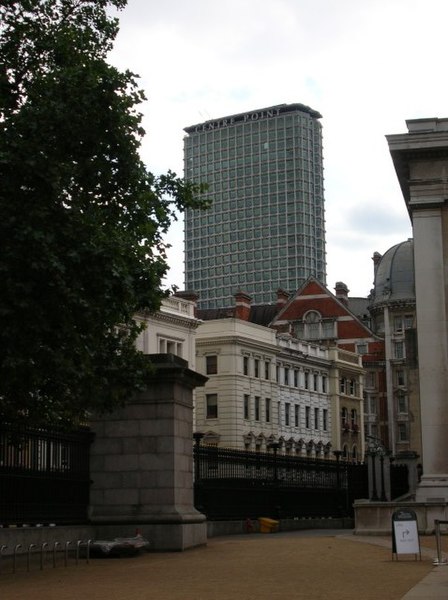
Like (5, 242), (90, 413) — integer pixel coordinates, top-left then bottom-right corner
(161, 296), (196, 318)
(330, 347), (363, 367)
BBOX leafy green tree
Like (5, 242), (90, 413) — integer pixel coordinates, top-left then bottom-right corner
(0, 0), (207, 426)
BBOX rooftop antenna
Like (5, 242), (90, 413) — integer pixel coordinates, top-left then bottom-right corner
(198, 109), (211, 121)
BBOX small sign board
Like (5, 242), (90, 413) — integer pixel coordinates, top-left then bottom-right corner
(392, 508), (421, 560)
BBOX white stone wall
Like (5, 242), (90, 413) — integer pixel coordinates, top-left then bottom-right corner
(195, 318), (334, 453)
(135, 296), (199, 369)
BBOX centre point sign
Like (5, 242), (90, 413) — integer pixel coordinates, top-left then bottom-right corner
(183, 103), (322, 135)
(191, 108), (282, 133)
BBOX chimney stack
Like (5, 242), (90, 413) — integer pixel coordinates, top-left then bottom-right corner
(335, 282), (349, 306)
(276, 288), (290, 310)
(234, 291), (252, 321)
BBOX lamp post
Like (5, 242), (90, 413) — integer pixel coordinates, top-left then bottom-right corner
(366, 435), (388, 502)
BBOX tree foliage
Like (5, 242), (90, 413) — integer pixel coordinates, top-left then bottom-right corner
(0, 0), (208, 426)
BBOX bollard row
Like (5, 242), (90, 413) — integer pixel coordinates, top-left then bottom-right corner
(0, 539), (92, 574)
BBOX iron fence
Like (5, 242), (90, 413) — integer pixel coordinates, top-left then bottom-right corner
(193, 444), (369, 520)
(390, 463), (409, 499)
(0, 423), (93, 526)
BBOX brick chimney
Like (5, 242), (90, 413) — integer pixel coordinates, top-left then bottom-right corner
(234, 291), (252, 321)
(334, 282), (349, 306)
(276, 288), (290, 310)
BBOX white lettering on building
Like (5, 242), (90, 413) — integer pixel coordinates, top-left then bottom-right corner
(194, 108), (281, 133)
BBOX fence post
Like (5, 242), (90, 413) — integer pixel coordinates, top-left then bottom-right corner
(333, 450), (344, 516)
(193, 432), (204, 483)
(369, 450), (379, 500)
(333, 450), (342, 490)
(380, 453), (387, 501)
(268, 442), (281, 518)
(270, 443), (280, 482)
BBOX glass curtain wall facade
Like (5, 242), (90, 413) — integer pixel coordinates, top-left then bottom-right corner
(184, 103), (326, 308)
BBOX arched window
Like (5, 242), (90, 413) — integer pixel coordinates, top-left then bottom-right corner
(295, 311), (336, 340)
(341, 407), (349, 430)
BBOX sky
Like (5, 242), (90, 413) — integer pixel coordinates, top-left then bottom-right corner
(109, 0), (448, 299)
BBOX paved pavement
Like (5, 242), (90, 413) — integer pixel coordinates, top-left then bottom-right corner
(263, 529), (448, 599)
(334, 531), (448, 599)
(1, 528), (447, 599)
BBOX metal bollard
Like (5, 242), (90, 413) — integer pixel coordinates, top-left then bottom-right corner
(0, 545), (8, 574)
(53, 541), (62, 568)
(13, 544), (22, 574)
(64, 541), (72, 567)
(40, 542), (49, 570)
(27, 544), (37, 572)
(76, 540), (82, 565)
(433, 520), (448, 566)
(86, 539), (92, 564)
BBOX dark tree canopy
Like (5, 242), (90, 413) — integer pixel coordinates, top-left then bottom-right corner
(0, 0), (207, 426)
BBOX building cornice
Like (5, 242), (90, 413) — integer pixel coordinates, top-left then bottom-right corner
(368, 298), (416, 313)
(137, 311), (201, 331)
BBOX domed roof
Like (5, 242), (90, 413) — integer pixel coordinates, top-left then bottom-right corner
(370, 239), (415, 307)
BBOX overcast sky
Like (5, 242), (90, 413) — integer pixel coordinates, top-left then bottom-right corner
(109, 0), (447, 299)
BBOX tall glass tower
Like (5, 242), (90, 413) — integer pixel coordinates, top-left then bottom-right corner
(183, 103), (326, 308)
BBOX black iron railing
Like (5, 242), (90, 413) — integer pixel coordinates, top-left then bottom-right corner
(390, 463), (409, 499)
(194, 444), (344, 488)
(193, 444), (369, 520)
(0, 423), (93, 526)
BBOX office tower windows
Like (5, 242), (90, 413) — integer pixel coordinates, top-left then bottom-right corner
(184, 103), (326, 308)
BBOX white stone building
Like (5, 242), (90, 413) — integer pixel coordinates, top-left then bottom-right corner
(132, 292), (365, 458)
(135, 294), (199, 369)
(194, 316), (364, 456)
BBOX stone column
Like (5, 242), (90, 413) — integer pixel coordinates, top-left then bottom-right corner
(387, 118), (448, 502)
(89, 354), (208, 550)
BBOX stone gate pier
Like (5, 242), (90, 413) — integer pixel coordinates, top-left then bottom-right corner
(88, 354), (208, 551)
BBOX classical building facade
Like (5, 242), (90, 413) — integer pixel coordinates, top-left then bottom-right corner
(183, 103), (326, 308)
(270, 279), (379, 458)
(367, 240), (421, 458)
(135, 294), (199, 369)
(387, 117), (448, 503)
(265, 273), (422, 459)
(195, 292), (365, 458)
(195, 317), (332, 454)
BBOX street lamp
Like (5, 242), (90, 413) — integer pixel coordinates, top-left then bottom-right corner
(365, 435), (389, 502)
